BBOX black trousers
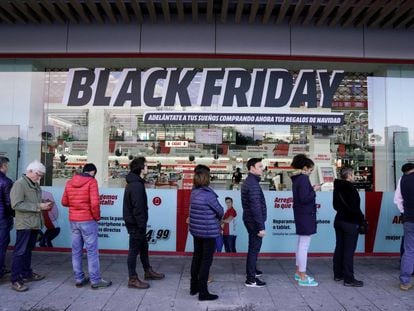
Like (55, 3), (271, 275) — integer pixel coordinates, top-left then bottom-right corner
(190, 237), (215, 295)
(333, 220), (359, 283)
(244, 222), (262, 281)
(127, 229), (150, 277)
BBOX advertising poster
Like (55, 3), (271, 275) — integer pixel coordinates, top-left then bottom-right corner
(184, 190), (365, 253)
(11, 187), (177, 252)
(373, 192), (403, 252)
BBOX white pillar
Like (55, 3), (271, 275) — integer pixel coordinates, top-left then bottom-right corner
(87, 109), (109, 186)
(0, 65), (44, 178)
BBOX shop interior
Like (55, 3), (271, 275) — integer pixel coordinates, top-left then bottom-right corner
(40, 68), (373, 191)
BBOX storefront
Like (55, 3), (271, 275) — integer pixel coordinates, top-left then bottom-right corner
(0, 2), (413, 254)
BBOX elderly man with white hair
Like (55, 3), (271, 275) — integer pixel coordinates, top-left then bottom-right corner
(9, 160), (53, 292)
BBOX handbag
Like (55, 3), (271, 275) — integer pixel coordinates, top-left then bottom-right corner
(337, 192), (368, 235)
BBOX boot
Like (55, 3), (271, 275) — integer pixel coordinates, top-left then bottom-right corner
(128, 276), (149, 289)
(144, 268), (165, 280)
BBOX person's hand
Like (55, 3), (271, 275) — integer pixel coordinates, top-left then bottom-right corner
(257, 230), (265, 237)
(313, 184), (322, 191)
(40, 202), (53, 211)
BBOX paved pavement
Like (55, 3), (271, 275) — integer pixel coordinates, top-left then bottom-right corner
(0, 252), (413, 311)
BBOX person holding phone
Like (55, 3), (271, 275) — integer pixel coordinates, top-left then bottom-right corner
(10, 161), (53, 292)
(290, 154), (320, 287)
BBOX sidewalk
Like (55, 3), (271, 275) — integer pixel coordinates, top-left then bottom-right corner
(0, 252), (412, 311)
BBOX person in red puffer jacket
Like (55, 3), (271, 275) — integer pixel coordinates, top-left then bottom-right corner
(62, 163), (112, 290)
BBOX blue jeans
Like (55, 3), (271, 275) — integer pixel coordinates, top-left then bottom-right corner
(400, 222), (414, 284)
(0, 218), (13, 277)
(11, 229), (37, 282)
(70, 221), (101, 285)
(244, 222), (262, 281)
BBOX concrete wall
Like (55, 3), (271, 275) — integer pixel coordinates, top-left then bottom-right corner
(0, 19), (412, 59)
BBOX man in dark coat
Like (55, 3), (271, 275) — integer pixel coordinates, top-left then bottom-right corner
(241, 158), (267, 288)
(0, 157), (13, 280)
(123, 157), (165, 289)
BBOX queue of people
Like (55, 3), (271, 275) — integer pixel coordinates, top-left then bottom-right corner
(0, 154), (410, 296)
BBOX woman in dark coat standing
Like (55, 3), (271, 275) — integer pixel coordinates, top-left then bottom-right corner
(290, 154), (320, 287)
(189, 165), (224, 301)
(333, 167), (365, 287)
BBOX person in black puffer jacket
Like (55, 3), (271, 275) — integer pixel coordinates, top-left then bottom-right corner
(123, 157), (165, 290)
(333, 166), (365, 287)
(189, 164), (224, 301)
(0, 157), (13, 280)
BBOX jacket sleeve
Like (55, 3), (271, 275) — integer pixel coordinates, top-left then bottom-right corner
(10, 182), (40, 212)
(207, 195), (224, 219)
(61, 184), (69, 207)
(249, 183), (265, 231)
(1, 180), (13, 216)
(350, 188), (364, 222)
(89, 179), (100, 221)
(394, 178), (404, 213)
(129, 183), (147, 230)
(296, 176), (316, 205)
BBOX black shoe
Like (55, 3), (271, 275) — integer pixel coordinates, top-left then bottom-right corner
(344, 279), (364, 287)
(245, 277), (266, 288)
(255, 269), (263, 277)
(334, 277), (344, 281)
(190, 284), (198, 295)
(199, 293), (218, 301)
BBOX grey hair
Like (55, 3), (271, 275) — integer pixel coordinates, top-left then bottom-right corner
(340, 167), (354, 180)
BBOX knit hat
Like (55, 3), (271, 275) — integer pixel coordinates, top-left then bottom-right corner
(83, 163), (97, 173)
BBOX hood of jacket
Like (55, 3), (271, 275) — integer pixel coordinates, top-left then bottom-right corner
(290, 170), (304, 182)
(125, 172), (144, 184)
(334, 178), (354, 192)
(70, 173), (95, 188)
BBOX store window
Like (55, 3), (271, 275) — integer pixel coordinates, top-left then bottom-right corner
(37, 62), (414, 193)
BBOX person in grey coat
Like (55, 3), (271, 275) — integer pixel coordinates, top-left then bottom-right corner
(189, 164), (224, 301)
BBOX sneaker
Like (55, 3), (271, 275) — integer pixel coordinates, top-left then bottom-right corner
(245, 277), (266, 288)
(255, 269), (263, 277)
(75, 277), (90, 288)
(11, 281), (28, 292)
(295, 273), (314, 281)
(22, 272), (45, 282)
(91, 279), (112, 289)
(400, 283), (413, 291)
(344, 279), (364, 287)
(298, 276), (318, 287)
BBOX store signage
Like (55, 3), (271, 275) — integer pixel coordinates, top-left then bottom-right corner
(144, 112), (344, 125)
(195, 128), (223, 144)
(165, 141), (188, 148)
(63, 68), (344, 109)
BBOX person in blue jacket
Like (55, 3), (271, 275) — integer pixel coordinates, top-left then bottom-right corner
(189, 164), (224, 301)
(241, 158), (267, 288)
(290, 154), (321, 287)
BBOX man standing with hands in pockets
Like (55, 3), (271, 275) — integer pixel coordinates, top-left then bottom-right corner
(241, 158), (267, 287)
